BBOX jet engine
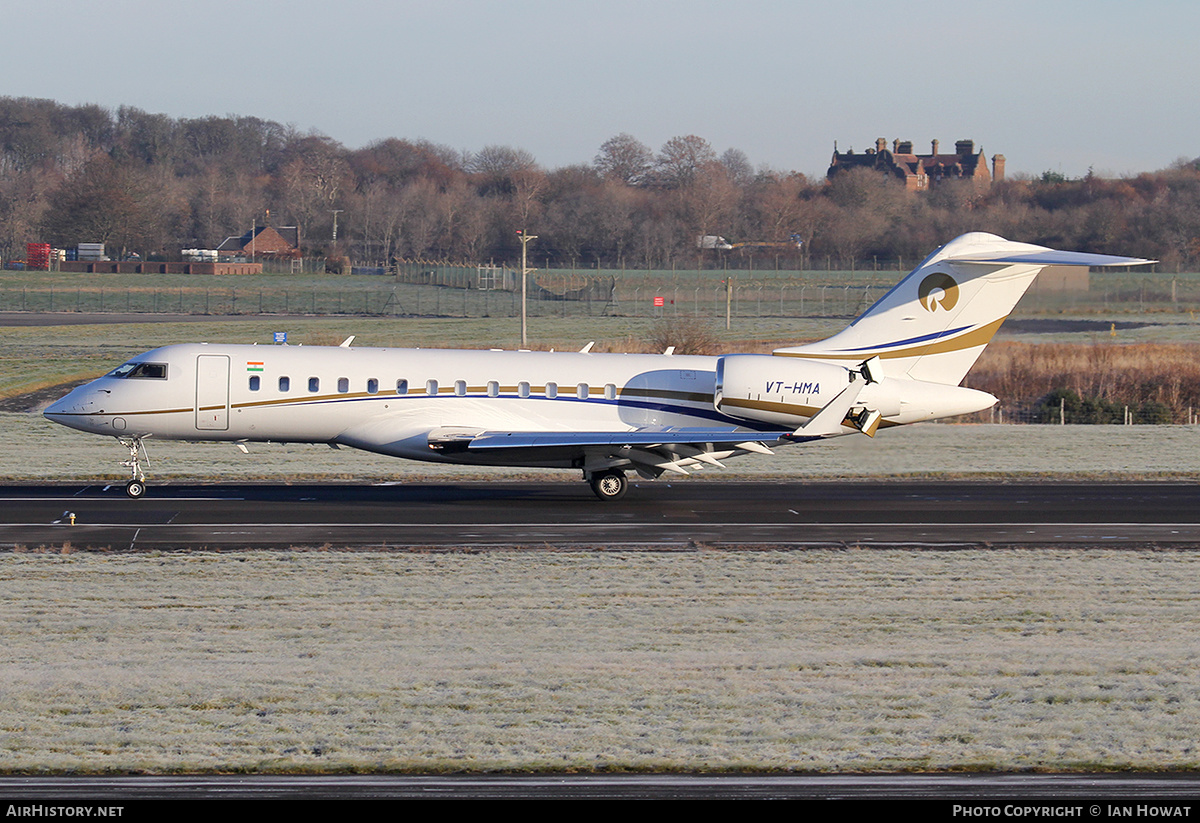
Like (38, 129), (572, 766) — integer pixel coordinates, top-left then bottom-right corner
(714, 354), (988, 431)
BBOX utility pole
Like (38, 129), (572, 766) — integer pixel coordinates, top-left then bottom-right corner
(518, 230), (537, 347)
(725, 264), (733, 330)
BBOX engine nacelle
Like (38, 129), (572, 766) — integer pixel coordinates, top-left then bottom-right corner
(715, 354), (994, 429)
(715, 355), (863, 427)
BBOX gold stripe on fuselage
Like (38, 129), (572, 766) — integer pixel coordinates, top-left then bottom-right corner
(56, 385), (716, 420)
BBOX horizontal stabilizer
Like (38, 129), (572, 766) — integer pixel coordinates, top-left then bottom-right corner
(946, 250), (1154, 267)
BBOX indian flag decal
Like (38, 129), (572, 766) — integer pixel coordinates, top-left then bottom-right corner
(247, 361), (264, 372)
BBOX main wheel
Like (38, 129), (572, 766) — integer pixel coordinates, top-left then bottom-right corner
(125, 479), (146, 499)
(589, 469), (627, 501)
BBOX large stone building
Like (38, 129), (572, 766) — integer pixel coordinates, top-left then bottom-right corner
(828, 138), (1005, 191)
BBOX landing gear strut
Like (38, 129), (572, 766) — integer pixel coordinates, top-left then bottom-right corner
(588, 468), (628, 502)
(118, 436), (148, 499)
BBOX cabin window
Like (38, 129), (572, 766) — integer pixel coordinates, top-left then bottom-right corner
(278, 376), (290, 392)
(455, 380), (467, 396)
(605, 383), (617, 400)
(518, 381), (530, 398)
(249, 376), (260, 391)
(426, 379), (439, 396)
(367, 378), (378, 395)
(545, 382), (558, 398)
(577, 383), (589, 399)
(396, 379), (408, 395)
(337, 377), (349, 394)
(308, 377), (320, 393)
(487, 381), (499, 397)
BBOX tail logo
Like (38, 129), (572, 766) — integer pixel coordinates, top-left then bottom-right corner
(918, 272), (959, 312)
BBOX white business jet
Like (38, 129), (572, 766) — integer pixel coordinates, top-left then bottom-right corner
(44, 232), (1151, 500)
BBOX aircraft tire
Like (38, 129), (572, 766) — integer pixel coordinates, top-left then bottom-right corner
(589, 469), (627, 501)
(125, 480), (146, 499)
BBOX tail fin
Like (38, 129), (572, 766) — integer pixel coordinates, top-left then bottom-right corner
(774, 232), (1153, 385)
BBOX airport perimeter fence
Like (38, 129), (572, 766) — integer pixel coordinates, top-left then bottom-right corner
(0, 278), (891, 319)
(964, 401), (1198, 425)
(0, 263), (1197, 319)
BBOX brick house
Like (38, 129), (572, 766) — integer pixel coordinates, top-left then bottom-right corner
(216, 226), (301, 259)
(828, 138), (1005, 191)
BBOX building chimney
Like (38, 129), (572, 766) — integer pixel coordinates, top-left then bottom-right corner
(876, 137), (887, 154)
(931, 139), (939, 156)
(898, 140), (913, 154)
(992, 154), (1006, 182)
(955, 139), (975, 156)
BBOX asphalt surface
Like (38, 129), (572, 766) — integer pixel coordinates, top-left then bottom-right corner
(2, 479), (1199, 551)
(3, 772), (1200, 800)
(6, 480), (1199, 801)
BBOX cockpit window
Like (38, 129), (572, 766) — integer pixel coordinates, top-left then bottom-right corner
(108, 362), (168, 379)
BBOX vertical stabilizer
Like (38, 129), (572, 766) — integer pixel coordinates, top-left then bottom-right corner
(774, 233), (1152, 385)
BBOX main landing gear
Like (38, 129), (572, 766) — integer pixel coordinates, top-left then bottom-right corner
(587, 468), (628, 502)
(118, 436), (149, 499)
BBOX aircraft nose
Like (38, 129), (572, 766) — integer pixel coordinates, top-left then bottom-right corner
(43, 384), (104, 431)
(43, 388), (77, 419)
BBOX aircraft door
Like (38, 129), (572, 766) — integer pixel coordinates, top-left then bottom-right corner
(195, 354), (230, 431)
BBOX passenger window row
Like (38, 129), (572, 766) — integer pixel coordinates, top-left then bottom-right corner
(251, 375), (618, 400)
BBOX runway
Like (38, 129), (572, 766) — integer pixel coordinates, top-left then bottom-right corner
(5, 772), (1200, 800)
(2, 480), (1198, 550)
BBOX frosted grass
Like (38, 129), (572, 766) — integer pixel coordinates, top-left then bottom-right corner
(5, 411), (1200, 481)
(1, 549), (1199, 772)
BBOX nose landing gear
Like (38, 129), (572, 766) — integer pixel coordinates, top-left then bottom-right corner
(117, 436), (149, 498)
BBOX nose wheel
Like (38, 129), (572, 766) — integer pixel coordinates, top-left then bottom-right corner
(588, 469), (628, 501)
(118, 436), (149, 499)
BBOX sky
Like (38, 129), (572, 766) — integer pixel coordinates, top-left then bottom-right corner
(5, 0), (1198, 179)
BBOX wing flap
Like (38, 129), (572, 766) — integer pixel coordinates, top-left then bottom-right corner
(461, 428), (792, 451)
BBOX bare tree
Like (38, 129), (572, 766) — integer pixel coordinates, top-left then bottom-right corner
(675, 160), (738, 239)
(276, 134), (352, 246)
(594, 133), (653, 186)
(654, 134), (717, 188)
(720, 147), (753, 187)
(468, 145), (538, 196)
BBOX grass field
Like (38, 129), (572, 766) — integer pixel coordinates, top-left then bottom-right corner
(5, 280), (1200, 776)
(2, 263), (1196, 325)
(0, 313), (847, 401)
(2, 548), (1198, 773)
(3, 309), (1200, 405)
(2, 412), (1197, 483)
(3, 260), (1199, 405)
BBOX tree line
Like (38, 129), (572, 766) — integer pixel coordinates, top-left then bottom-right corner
(1, 96), (1196, 269)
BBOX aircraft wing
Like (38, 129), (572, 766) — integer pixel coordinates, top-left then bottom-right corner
(427, 426), (800, 477)
(459, 428), (795, 450)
